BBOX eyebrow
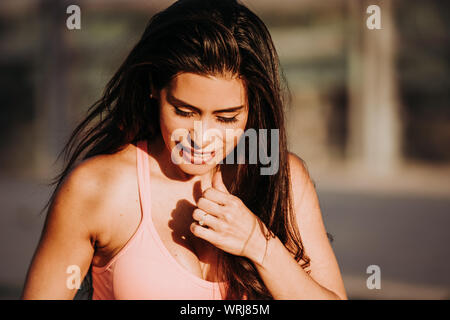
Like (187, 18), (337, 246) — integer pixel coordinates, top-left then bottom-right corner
(167, 92), (245, 113)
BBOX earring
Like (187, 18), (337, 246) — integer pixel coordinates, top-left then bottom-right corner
(150, 93), (153, 99)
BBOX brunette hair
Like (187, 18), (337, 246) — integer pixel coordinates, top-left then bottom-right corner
(46, 0), (310, 299)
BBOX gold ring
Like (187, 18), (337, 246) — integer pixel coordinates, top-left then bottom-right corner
(199, 212), (208, 226)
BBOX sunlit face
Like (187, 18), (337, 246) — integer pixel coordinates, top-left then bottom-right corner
(157, 72), (248, 177)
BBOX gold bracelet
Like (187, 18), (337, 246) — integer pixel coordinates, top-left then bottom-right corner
(260, 228), (275, 266)
(260, 237), (269, 266)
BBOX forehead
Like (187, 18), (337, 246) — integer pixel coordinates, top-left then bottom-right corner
(167, 73), (247, 110)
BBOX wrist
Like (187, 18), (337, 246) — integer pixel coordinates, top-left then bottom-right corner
(245, 221), (270, 267)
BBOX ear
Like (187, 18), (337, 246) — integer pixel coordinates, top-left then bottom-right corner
(149, 84), (159, 100)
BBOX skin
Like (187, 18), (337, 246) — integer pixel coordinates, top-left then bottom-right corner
(21, 73), (347, 300)
(157, 72), (249, 183)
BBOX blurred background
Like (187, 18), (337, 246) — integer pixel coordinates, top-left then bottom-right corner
(0, 0), (449, 299)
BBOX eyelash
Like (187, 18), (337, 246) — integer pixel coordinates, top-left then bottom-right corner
(173, 107), (239, 124)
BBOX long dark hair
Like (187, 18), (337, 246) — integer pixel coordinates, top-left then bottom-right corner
(46, 0), (310, 299)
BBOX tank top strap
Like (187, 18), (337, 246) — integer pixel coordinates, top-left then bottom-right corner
(136, 140), (152, 224)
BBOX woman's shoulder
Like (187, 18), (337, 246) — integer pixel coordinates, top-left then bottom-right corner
(287, 152), (311, 184)
(287, 151), (317, 201)
(51, 144), (140, 238)
(65, 143), (138, 195)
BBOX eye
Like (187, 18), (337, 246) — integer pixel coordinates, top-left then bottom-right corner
(217, 116), (238, 124)
(173, 106), (238, 124)
(173, 107), (195, 118)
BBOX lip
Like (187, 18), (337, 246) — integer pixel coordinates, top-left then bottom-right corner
(184, 135), (217, 154)
(179, 143), (215, 156)
(178, 145), (215, 164)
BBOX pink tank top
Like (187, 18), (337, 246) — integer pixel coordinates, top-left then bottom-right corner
(91, 140), (228, 299)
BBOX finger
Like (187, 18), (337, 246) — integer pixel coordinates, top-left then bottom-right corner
(190, 221), (220, 243)
(202, 187), (230, 206)
(197, 197), (225, 219)
(192, 208), (222, 231)
(212, 167), (229, 194)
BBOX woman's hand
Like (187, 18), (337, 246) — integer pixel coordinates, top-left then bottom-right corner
(190, 168), (267, 263)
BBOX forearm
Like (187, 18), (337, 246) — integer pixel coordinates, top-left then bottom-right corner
(246, 228), (341, 300)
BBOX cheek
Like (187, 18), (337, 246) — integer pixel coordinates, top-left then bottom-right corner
(227, 113), (248, 149)
(159, 106), (184, 137)
(159, 105), (173, 126)
(223, 122), (248, 151)
(159, 113), (172, 142)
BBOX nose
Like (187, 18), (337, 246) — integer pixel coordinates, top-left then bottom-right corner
(189, 119), (218, 150)
(187, 134), (202, 150)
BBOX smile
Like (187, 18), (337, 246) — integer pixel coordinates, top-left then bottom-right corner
(177, 143), (216, 164)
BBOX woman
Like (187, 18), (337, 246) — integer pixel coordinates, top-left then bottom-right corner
(22, 0), (347, 300)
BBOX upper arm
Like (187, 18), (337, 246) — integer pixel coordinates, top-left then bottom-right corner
(288, 152), (348, 300)
(21, 162), (104, 300)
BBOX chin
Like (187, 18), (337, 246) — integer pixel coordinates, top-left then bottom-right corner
(176, 162), (218, 176)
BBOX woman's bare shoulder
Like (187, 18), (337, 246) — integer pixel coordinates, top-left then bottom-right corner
(64, 143), (137, 196)
(287, 151), (312, 189)
(50, 143), (139, 241)
(287, 151), (319, 214)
